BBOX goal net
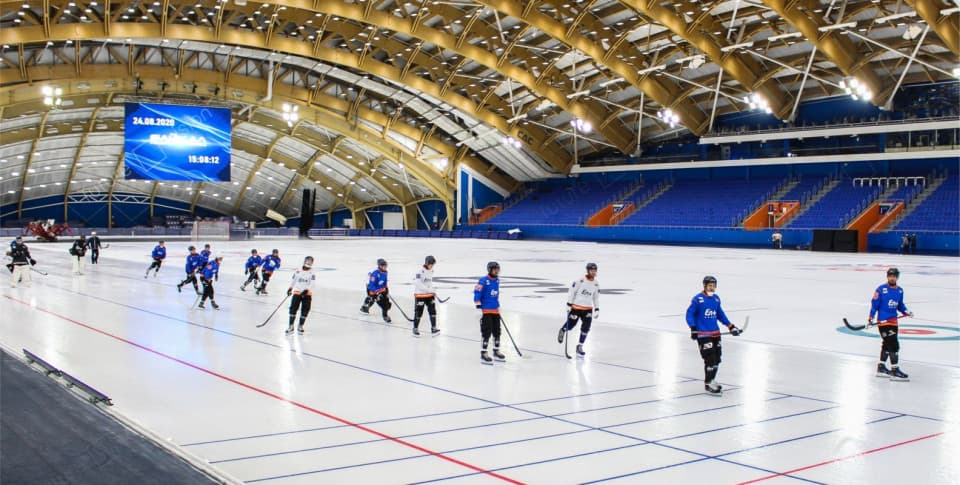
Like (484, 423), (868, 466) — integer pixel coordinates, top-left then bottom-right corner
(191, 220), (231, 241)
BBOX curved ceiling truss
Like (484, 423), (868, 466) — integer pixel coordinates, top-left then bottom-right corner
(0, 0), (956, 197)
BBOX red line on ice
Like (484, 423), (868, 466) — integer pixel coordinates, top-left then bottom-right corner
(6, 295), (525, 484)
(736, 432), (944, 484)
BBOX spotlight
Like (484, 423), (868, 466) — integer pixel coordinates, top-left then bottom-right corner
(657, 108), (680, 128)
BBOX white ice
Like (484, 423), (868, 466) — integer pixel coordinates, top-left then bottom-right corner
(2, 238), (958, 484)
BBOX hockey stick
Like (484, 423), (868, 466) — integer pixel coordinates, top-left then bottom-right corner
(563, 328), (571, 359)
(256, 295), (290, 328)
(843, 314), (912, 331)
(723, 315), (750, 335)
(29, 267), (49, 276)
(436, 295), (450, 303)
(388, 294), (415, 322)
(498, 315), (523, 357)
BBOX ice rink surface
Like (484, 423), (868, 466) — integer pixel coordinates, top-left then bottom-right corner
(3, 237), (958, 484)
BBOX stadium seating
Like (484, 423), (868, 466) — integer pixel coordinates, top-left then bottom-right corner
(617, 178), (782, 227)
(895, 176), (959, 232)
(788, 179), (882, 229)
(486, 181), (634, 225)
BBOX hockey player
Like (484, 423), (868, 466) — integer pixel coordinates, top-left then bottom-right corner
(198, 255), (222, 310)
(199, 244), (212, 266)
(557, 262), (600, 357)
(412, 255), (440, 337)
(258, 249), (281, 295)
(6, 237), (36, 288)
(871, 267), (913, 381)
(360, 258), (391, 323)
(685, 276), (743, 396)
(286, 256), (317, 335)
(176, 246), (204, 294)
(240, 249), (263, 292)
(87, 231), (103, 264)
(70, 235), (87, 275)
(144, 241), (166, 278)
(474, 261), (505, 364)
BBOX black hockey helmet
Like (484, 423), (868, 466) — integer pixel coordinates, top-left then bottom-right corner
(272, 248), (279, 254)
(703, 275), (718, 287)
(887, 267), (900, 277)
(204, 244), (211, 248)
(586, 262), (598, 271)
(188, 245), (196, 251)
(250, 248), (258, 254)
(303, 256), (314, 268)
(487, 261), (500, 273)
(377, 258), (388, 267)
(425, 255), (436, 266)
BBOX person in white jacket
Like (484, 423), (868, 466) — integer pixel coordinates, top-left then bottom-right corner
(286, 256), (317, 335)
(412, 255), (440, 337)
(557, 262), (600, 357)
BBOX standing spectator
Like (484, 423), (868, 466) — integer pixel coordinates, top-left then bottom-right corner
(772, 230), (783, 250)
(900, 234), (909, 254)
(909, 233), (918, 254)
(87, 231), (103, 264)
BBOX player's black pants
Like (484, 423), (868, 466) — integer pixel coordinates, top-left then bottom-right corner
(179, 273), (199, 292)
(90, 249), (99, 264)
(413, 296), (437, 329)
(289, 293), (312, 327)
(561, 308), (593, 344)
(879, 325), (900, 366)
(146, 258), (163, 273)
(260, 271), (273, 290)
(697, 336), (722, 383)
(242, 270), (260, 287)
(200, 278), (215, 303)
(480, 313), (502, 349)
(362, 292), (391, 316)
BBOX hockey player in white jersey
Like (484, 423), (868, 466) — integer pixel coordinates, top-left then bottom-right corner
(412, 255), (440, 337)
(286, 256), (317, 335)
(557, 262), (600, 357)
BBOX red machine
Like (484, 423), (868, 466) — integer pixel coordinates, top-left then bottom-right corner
(24, 221), (73, 241)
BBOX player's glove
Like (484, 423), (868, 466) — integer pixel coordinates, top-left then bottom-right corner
(905, 311), (914, 317)
(287, 288), (293, 296)
(5, 263), (12, 273)
(868, 317), (875, 326)
(29, 259), (36, 266)
(244, 268), (249, 275)
(689, 328), (698, 340)
(593, 308), (599, 320)
(729, 325), (742, 336)
(566, 302), (573, 308)
(475, 304), (482, 310)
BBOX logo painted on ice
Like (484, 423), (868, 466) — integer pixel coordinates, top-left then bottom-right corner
(836, 324), (960, 341)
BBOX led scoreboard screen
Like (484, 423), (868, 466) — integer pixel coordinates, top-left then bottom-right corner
(123, 103), (231, 181)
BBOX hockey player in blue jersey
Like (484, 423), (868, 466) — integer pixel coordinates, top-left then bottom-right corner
(360, 258), (391, 323)
(686, 276), (743, 396)
(258, 249), (281, 295)
(176, 246), (204, 294)
(240, 249), (263, 292)
(198, 255), (223, 310)
(144, 241), (166, 278)
(199, 244), (212, 266)
(474, 261), (505, 364)
(870, 267), (913, 381)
